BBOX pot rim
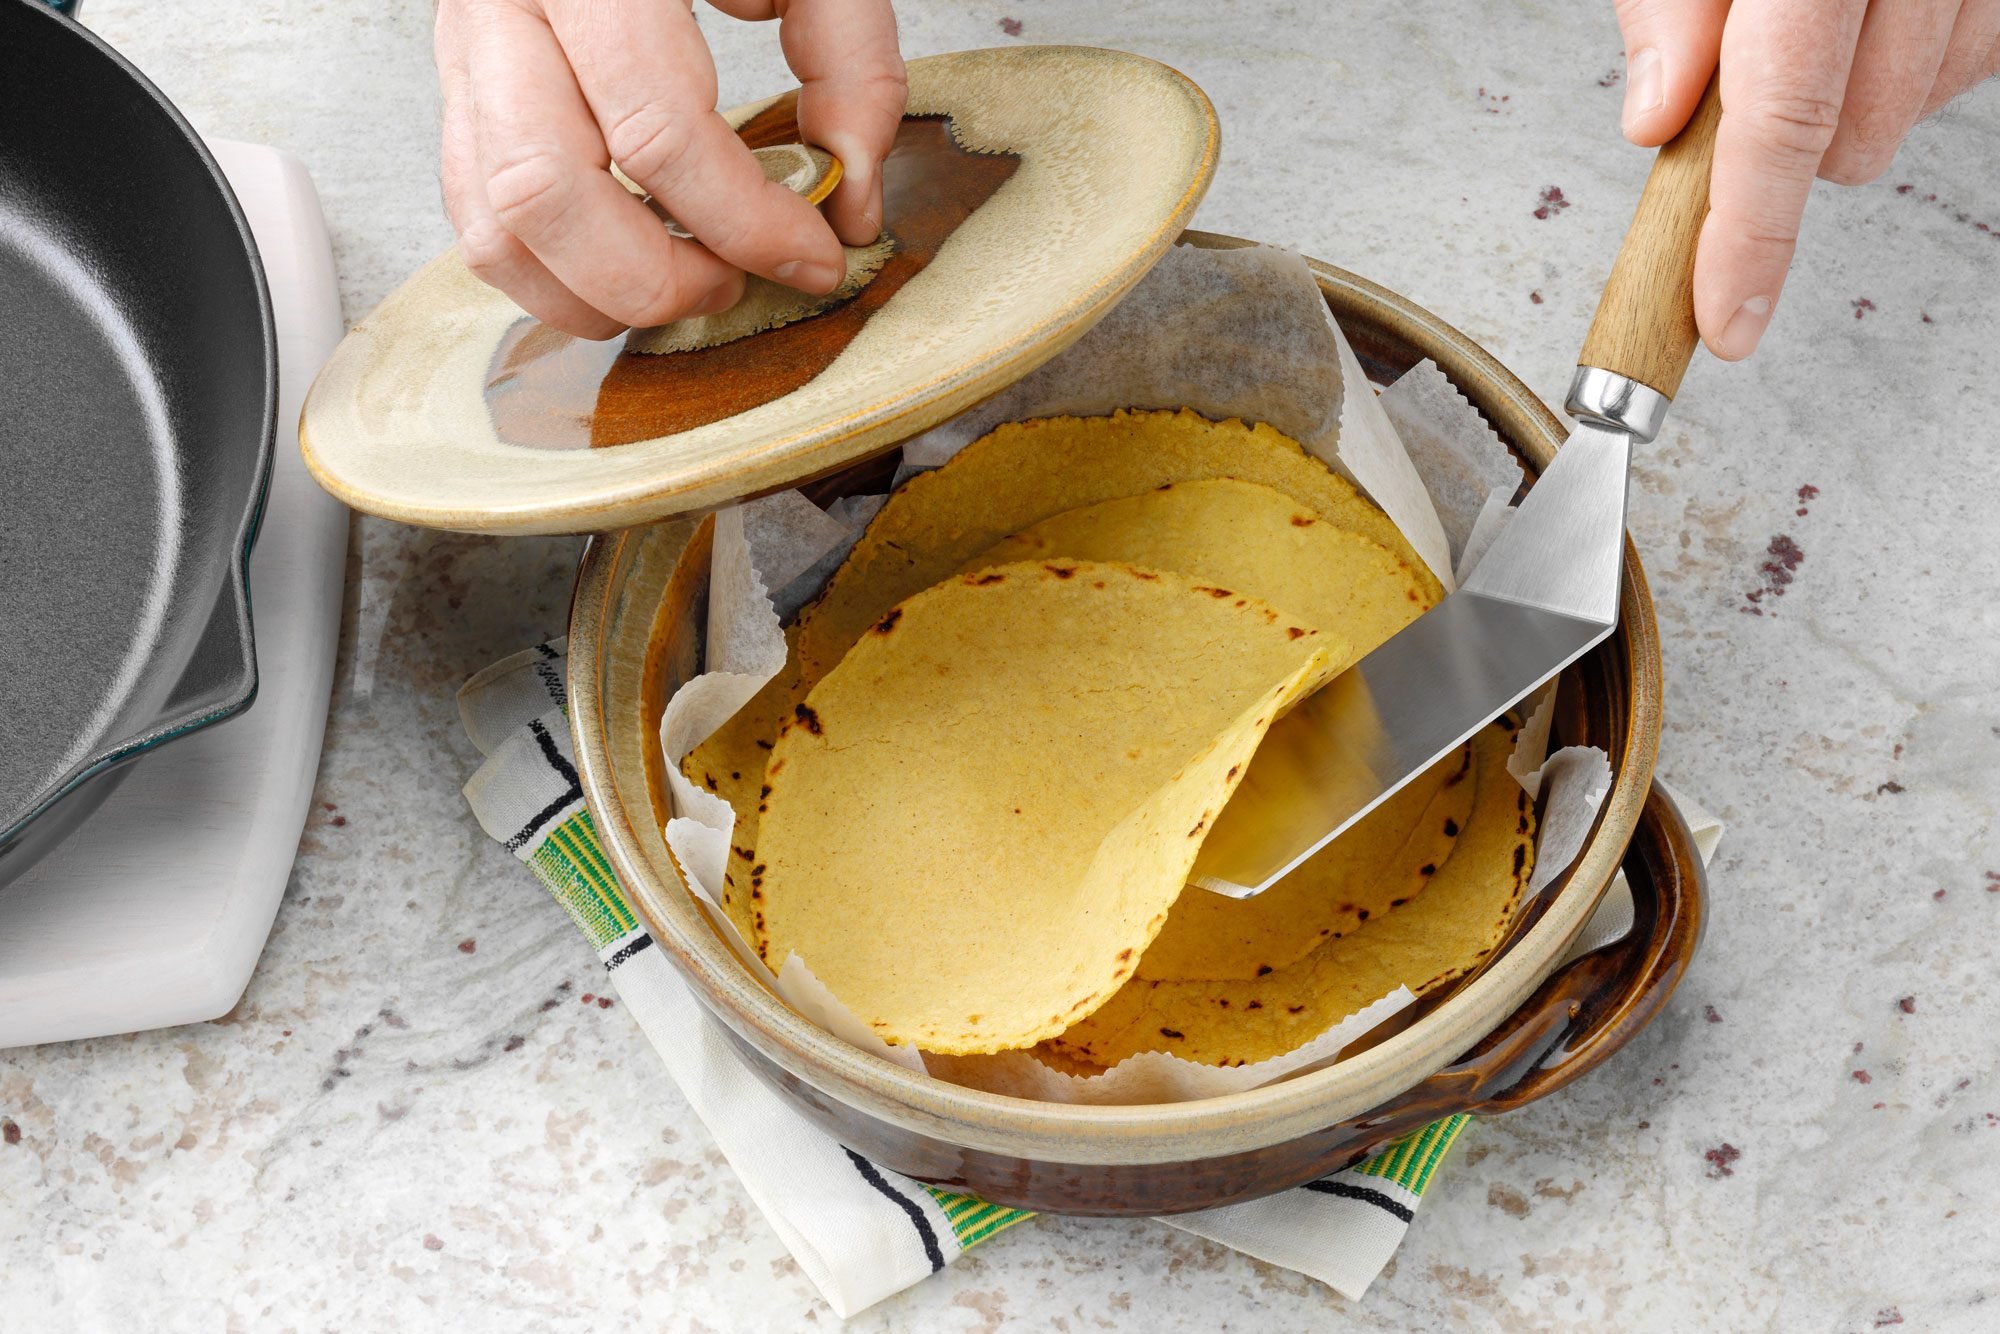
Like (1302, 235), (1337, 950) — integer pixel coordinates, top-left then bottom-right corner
(568, 236), (1663, 1166)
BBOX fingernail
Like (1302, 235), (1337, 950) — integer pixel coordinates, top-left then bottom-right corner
(1717, 295), (1773, 360)
(691, 282), (738, 317)
(851, 168), (882, 238)
(774, 258), (843, 294)
(1622, 47), (1663, 135)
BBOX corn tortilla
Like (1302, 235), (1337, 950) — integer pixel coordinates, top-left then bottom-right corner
(679, 625), (804, 949)
(794, 410), (1440, 691)
(958, 478), (1433, 657)
(755, 560), (1352, 1055)
(951, 476), (1452, 981)
(1046, 720), (1534, 1069)
(1136, 740), (1476, 981)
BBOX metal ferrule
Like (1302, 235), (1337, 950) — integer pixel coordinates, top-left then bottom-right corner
(1566, 367), (1671, 443)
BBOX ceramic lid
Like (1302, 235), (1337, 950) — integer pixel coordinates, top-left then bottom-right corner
(301, 46), (1219, 534)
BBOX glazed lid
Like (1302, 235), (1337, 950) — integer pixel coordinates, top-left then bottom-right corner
(301, 46), (1219, 535)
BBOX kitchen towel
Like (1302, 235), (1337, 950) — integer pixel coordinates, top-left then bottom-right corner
(460, 640), (1716, 1318)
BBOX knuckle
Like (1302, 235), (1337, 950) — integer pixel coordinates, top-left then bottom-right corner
(622, 259), (702, 326)
(1738, 90), (1844, 160)
(1737, 217), (1802, 251)
(1611, 0), (1671, 28)
(1818, 150), (1887, 187)
(855, 65), (909, 116)
(484, 148), (574, 233)
(1822, 119), (1902, 186)
(864, 61), (909, 93)
(1714, 198), (1802, 251)
(685, 209), (761, 258)
(455, 221), (520, 278)
(604, 102), (697, 185)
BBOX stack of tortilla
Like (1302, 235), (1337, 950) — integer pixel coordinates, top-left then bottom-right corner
(679, 409), (1536, 1071)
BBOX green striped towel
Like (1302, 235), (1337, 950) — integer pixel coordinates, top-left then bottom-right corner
(460, 641), (1489, 1316)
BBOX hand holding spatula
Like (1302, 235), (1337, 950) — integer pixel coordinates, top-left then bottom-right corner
(1614, 1), (2000, 361)
(1189, 80), (1726, 897)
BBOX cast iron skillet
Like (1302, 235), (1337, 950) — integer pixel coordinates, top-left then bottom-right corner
(0, 0), (276, 885)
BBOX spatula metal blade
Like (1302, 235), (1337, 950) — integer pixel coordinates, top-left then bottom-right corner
(1187, 422), (1631, 898)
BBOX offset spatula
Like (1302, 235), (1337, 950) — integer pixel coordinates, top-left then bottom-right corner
(1190, 81), (1723, 898)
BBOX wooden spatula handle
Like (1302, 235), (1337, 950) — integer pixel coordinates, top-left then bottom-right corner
(1577, 76), (1722, 399)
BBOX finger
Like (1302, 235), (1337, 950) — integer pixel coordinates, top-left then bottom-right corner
(1612, 0), (1732, 146)
(551, 0), (846, 293)
(1922, 0), (2000, 115)
(1696, 0), (1868, 360)
(439, 8), (622, 337)
(1819, 0), (1960, 184)
(467, 2), (743, 328)
(779, 0), (908, 245)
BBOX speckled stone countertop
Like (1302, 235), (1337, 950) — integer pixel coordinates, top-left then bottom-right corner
(5, 1), (1998, 1329)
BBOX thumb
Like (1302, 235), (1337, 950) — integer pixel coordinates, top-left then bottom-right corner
(1613, 0), (1730, 145)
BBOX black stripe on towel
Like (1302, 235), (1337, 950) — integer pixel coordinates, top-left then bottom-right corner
(843, 1148), (945, 1271)
(503, 719), (585, 852)
(528, 717), (582, 788)
(532, 656), (566, 707)
(1302, 1178), (1415, 1223)
(604, 934), (654, 971)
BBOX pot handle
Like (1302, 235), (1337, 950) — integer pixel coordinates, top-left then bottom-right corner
(1440, 784), (1706, 1113)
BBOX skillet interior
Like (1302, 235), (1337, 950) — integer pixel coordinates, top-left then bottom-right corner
(0, 0), (274, 869)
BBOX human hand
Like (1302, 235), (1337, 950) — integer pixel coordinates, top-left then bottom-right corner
(1613, 0), (2000, 360)
(435, 0), (906, 338)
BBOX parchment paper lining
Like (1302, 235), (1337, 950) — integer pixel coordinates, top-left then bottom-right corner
(1379, 361), (1522, 573)
(656, 243), (1612, 1103)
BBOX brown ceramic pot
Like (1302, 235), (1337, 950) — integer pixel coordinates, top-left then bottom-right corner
(565, 234), (1699, 1215)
